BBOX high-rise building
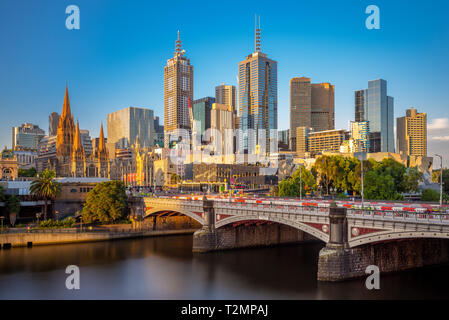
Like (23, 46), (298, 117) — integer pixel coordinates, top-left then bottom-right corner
(107, 106), (155, 152)
(396, 107), (427, 157)
(307, 129), (349, 157)
(12, 123), (45, 150)
(355, 79), (394, 153)
(193, 97), (215, 138)
(289, 77), (335, 151)
(351, 121), (370, 153)
(238, 16), (277, 157)
(210, 103), (234, 163)
(278, 129), (290, 146)
(49, 112), (60, 136)
(164, 31), (194, 147)
(215, 84), (237, 126)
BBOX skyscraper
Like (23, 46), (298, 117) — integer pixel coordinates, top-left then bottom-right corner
(396, 107), (427, 157)
(215, 84), (237, 126)
(210, 103), (234, 163)
(12, 123), (45, 150)
(193, 97), (215, 138)
(107, 106), (155, 151)
(355, 79), (394, 153)
(238, 16), (277, 156)
(164, 31), (194, 147)
(49, 112), (60, 136)
(289, 77), (335, 151)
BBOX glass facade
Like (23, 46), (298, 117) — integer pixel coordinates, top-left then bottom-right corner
(354, 79), (394, 153)
(238, 52), (277, 154)
(193, 97), (215, 140)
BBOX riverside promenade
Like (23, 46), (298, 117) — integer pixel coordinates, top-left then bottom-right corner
(0, 227), (198, 249)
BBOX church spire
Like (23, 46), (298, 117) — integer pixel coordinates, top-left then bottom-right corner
(98, 123), (105, 152)
(61, 84), (72, 119)
(73, 120), (83, 152)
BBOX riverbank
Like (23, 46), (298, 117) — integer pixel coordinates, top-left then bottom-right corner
(0, 228), (198, 249)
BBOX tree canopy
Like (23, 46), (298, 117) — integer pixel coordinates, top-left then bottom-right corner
(30, 169), (61, 220)
(279, 165), (316, 197)
(82, 181), (128, 224)
(278, 155), (427, 201)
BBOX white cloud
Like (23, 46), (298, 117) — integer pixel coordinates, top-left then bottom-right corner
(430, 136), (449, 141)
(428, 118), (449, 131)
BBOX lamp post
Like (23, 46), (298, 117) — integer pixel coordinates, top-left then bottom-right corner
(435, 154), (443, 207)
(0, 216), (4, 234)
(355, 148), (366, 210)
(299, 164), (302, 201)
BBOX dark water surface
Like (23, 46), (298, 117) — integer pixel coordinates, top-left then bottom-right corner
(1, 235), (449, 299)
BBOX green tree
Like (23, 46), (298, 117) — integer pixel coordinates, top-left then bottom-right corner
(405, 166), (424, 194)
(18, 167), (37, 177)
(278, 166), (316, 197)
(432, 169), (449, 194)
(421, 189), (440, 202)
(5, 195), (21, 226)
(364, 170), (403, 200)
(82, 181), (127, 224)
(30, 169), (61, 220)
(313, 155), (336, 195)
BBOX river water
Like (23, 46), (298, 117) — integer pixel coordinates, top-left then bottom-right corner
(0, 235), (448, 299)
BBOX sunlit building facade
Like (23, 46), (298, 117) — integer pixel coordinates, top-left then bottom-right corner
(238, 17), (277, 156)
(355, 79), (394, 153)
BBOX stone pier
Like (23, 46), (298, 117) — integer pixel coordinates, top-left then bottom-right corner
(192, 197), (318, 253)
(192, 197), (217, 252)
(317, 205), (449, 281)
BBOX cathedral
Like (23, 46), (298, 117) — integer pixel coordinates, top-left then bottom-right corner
(37, 85), (109, 178)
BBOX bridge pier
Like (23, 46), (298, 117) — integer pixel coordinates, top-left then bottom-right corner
(318, 204), (449, 281)
(317, 204), (353, 281)
(192, 197), (217, 253)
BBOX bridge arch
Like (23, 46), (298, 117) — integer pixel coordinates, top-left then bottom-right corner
(349, 230), (449, 248)
(144, 204), (205, 225)
(215, 214), (329, 243)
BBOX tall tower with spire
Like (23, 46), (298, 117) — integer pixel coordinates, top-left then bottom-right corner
(56, 85), (76, 176)
(163, 30), (194, 148)
(237, 15), (278, 157)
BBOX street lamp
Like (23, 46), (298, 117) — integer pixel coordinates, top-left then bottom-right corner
(299, 164), (302, 201)
(355, 148), (366, 210)
(435, 154), (443, 207)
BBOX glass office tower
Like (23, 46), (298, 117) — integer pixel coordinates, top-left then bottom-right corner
(354, 79), (394, 153)
(238, 17), (277, 156)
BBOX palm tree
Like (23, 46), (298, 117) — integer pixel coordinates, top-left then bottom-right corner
(5, 195), (20, 226)
(30, 169), (61, 220)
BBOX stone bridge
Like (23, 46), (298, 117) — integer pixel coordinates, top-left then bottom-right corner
(142, 196), (449, 281)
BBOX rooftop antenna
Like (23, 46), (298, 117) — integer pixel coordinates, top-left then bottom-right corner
(255, 14), (261, 53)
(175, 30), (185, 56)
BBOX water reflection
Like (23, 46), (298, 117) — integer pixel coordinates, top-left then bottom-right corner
(0, 235), (448, 299)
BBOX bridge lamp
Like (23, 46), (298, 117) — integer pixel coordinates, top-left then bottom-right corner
(435, 154), (443, 208)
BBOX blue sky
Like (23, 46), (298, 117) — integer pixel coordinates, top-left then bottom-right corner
(1, 0), (449, 164)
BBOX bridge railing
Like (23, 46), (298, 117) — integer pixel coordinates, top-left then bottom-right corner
(213, 201), (329, 216)
(347, 209), (449, 224)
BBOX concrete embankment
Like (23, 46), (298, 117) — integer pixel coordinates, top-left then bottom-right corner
(0, 228), (198, 249)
